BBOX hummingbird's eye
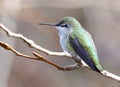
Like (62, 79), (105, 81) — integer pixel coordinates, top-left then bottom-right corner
(61, 24), (70, 28)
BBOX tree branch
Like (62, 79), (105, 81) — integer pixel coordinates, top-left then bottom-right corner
(0, 23), (120, 82)
(0, 41), (41, 60)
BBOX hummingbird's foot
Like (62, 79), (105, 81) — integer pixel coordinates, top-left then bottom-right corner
(58, 63), (79, 71)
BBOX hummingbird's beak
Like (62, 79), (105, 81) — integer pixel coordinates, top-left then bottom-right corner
(38, 23), (57, 26)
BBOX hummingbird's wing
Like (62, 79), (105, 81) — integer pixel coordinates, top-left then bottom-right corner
(69, 36), (100, 72)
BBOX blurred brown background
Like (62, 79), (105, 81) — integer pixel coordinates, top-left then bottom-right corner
(0, 0), (120, 87)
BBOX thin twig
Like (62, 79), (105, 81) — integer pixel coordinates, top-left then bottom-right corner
(0, 23), (120, 82)
(32, 52), (66, 70)
(0, 41), (39, 60)
(101, 70), (120, 82)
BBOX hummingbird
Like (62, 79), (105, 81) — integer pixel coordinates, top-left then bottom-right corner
(39, 16), (103, 72)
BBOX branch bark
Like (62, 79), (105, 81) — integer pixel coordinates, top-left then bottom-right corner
(0, 23), (120, 82)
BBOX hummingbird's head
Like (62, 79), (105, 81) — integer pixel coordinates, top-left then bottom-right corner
(55, 16), (82, 29)
(39, 16), (82, 37)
